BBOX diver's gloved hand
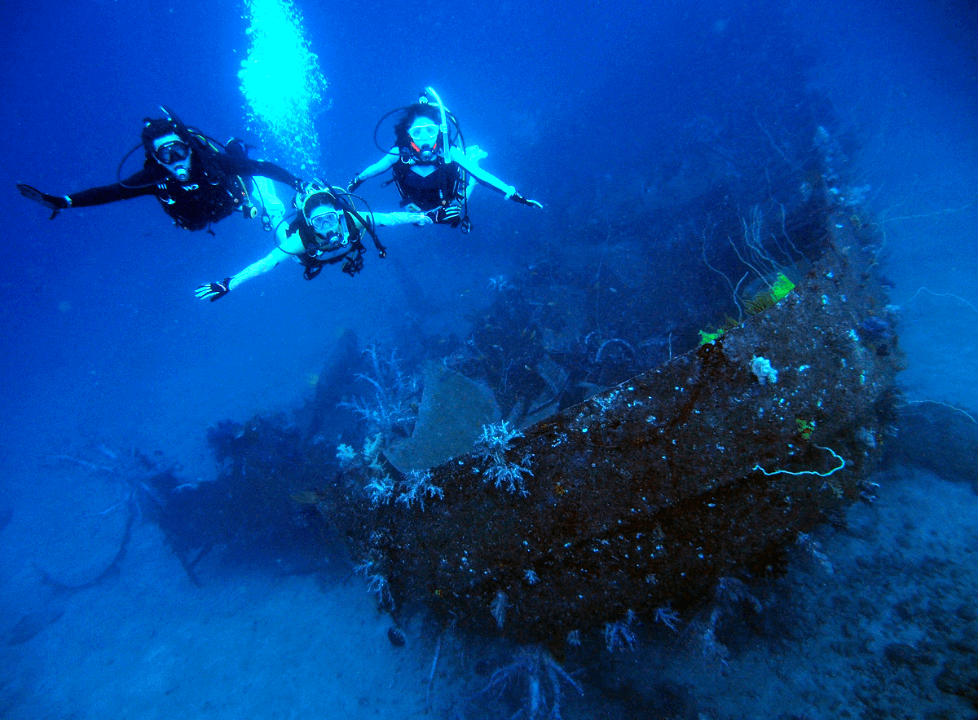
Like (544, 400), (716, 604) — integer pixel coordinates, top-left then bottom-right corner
(434, 205), (462, 226)
(510, 192), (543, 209)
(347, 175), (364, 193)
(17, 183), (70, 218)
(195, 278), (232, 302)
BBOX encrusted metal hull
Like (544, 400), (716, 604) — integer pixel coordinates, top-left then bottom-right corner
(363, 214), (900, 644)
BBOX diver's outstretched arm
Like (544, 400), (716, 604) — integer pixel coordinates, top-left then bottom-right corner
(18, 168), (160, 217)
(365, 211), (432, 228)
(451, 148), (542, 208)
(349, 151), (399, 191)
(451, 147), (514, 196)
(195, 247), (292, 301)
(222, 155), (303, 191)
(17, 184), (71, 218)
(195, 226), (300, 301)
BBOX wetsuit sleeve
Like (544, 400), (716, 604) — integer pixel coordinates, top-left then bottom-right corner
(226, 247), (293, 291)
(223, 223), (303, 291)
(66, 167), (162, 207)
(367, 211), (432, 227)
(223, 155), (302, 189)
(354, 151), (399, 183)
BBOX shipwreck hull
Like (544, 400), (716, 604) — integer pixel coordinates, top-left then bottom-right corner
(364, 213), (900, 644)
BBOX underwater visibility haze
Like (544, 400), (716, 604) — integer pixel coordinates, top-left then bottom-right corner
(2, 0), (978, 717)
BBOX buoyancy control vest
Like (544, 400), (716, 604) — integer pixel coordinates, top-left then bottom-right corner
(287, 212), (367, 279)
(391, 154), (463, 213)
(155, 168), (250, 231)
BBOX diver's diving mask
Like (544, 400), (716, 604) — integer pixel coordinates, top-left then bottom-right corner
(408, 123), (439, 142)
(310, 209), (340, 235)
(155, 140), (191, 165)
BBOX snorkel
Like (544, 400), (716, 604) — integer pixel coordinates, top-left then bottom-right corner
(424, 87), (451, 164)
(158, 105), (225, 183)
(118, 107), (195, 187)
(157, 106), (198, 161)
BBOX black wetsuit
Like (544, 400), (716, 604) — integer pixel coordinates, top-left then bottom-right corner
(391, 157), (463, 213)
(68, 154), (300, 232)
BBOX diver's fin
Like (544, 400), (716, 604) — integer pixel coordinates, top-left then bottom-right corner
(17, 183), (49, 205)
(17, 183), (66, 218)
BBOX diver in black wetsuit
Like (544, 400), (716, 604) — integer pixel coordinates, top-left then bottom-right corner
(348, 88), (541, 232)
(17, 107), (303, 234)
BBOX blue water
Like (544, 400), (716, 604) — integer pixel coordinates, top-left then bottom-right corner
(1, 0), (977, 717)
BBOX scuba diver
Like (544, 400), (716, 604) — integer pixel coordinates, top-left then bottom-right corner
(16, 107), (302, 235)
(194, 180), (431, 301)
(348, 88), (542, 231)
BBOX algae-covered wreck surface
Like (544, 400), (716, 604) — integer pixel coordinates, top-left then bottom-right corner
(335, 211), (901, 645)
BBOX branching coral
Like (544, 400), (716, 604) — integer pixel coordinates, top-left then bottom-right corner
(395, 469), (443, 510)
(340, 345), (419, 441)
(474, 645), (583, 720)
(475, 421), (534, 495)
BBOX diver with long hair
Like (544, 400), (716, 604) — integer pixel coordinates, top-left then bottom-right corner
(348, 88), (542, 231)
(17, 107), (303, 235)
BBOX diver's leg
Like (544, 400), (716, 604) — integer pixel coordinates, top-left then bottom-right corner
(251, 176), (286, 230)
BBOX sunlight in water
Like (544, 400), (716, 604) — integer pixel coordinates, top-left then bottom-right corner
(238, 0), (327, 172)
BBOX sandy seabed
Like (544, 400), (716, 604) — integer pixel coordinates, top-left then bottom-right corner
(2, 447), (977, 720)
